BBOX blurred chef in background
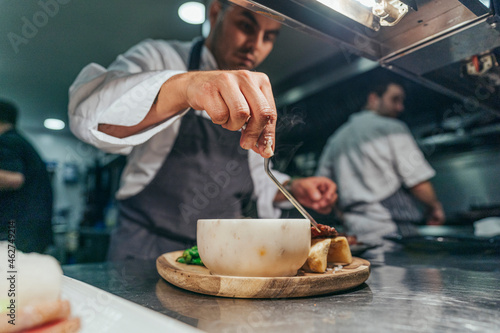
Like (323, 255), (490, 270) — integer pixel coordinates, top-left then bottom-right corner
(316, 80), (445, 243)
(68, 0), (337, 261)
(0, 100), (53, 253)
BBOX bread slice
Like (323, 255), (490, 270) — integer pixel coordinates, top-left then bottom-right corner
(302, 238), (332, 273)
(327, 236), (353, 265)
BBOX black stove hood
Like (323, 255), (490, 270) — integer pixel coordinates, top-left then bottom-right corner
(230, 0), (500, 114)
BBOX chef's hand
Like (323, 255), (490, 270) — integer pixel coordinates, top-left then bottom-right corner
(99, 70), (277, 159)
(288, 177), (338, 214)
(168, 70), (277, 158)
(426, 202), (445, 225)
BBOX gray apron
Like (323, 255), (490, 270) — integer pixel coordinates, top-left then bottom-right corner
(343, 187), (423, 241)
(380, 187), (423, 223)
(107, 38), (254, 260)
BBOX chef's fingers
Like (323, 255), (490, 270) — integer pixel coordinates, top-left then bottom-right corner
(197, 79), (231, 126)
(313, 206), (333, 215)
(292, 178), (337, 214)
(256, 75), (277, 157)
(294, 180), (323, 205)
(331, 191), (338, 204)
(307, 183), (325, 202)
(315, 180), (338, 212)
(189, 70), (276, 157)
(190, 71), (248, 130)
(237, 73), (276, 157)
(249, 122), (275, 157)
(216, 74), (252, 131)
(319, 179), (337, 201)
(241, 97), (275, 155)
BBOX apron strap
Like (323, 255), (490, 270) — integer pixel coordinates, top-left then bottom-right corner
(188, 37), (205, 71)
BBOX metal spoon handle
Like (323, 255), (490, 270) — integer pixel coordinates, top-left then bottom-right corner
(264, 158), (320, 232)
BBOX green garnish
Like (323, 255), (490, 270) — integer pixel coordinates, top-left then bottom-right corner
(176, 245), (204, 265)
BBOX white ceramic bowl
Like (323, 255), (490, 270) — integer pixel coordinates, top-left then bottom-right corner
(197, 219), (311, 277)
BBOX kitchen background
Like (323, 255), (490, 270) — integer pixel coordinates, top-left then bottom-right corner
(1, 0), (499, 263)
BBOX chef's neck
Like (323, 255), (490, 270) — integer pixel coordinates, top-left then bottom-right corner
(363, 103), (381, 116)
(0, 122), (13, 135)
(364, 100), (394, 118)
(364, 97), (380, 115)
(368, 108), (384, 116)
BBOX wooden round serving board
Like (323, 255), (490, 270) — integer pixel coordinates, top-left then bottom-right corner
(156, 251), (370, 298)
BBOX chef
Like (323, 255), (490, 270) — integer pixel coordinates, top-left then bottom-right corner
(68, 0), (337, 260)
(316, 80), (445, 243)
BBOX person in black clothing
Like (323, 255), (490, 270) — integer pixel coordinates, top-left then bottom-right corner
(0, 100), (53, 253)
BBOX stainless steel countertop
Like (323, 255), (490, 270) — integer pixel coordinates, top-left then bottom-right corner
(63, 241), (500, 332)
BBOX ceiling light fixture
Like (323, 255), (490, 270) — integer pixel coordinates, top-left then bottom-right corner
(479, 0), (490, 7)
(44, 118), (65, 130)
(316, 0), (409, 31)
(178, 2), (205, 25)
(355, 0), (377, 7)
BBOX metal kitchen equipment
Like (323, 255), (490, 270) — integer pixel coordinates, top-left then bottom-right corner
(230, 0), (500, 114)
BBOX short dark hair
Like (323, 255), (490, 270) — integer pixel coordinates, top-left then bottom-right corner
(207, 0), (231, 12)
(218, 0), (231, 10)
(367, 79), (405, 97)
(0, 100), (18, 126)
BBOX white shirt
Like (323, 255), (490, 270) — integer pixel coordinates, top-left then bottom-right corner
(316, 110), (435, 222)
(68, 39), (289, 218)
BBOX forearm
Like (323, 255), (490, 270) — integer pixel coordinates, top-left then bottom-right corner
(69, 46), (186, 151)
(0, 170), (25, 190)
(410, 180), (445, 225)
(409, 181), (441, 209)
(98, 73), (191, 138)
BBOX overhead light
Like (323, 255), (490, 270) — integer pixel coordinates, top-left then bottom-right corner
(355, 0), (377, 7)
(479, 0), (490, 8)
(44, 118), (65, 130)
(316, 0), (409, 31)
(178, 2), (205, 25)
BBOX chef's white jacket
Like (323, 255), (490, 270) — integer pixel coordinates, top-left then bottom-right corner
(68, 39), (289, 218)
(316, 110), (435, 239)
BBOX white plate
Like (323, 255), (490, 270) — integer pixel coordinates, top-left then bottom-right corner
(61, 276), (201, 333)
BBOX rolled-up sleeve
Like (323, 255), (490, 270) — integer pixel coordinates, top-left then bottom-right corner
(68, 39), (189, 154)
(389, 123), (435, 188)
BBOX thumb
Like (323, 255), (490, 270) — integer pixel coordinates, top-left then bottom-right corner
(304, 182), (322, 201)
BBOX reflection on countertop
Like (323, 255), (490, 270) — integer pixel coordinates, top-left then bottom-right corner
(63, 241), (500, 333)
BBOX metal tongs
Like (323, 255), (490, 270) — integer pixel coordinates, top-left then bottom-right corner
(264, 157), (321, 232)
